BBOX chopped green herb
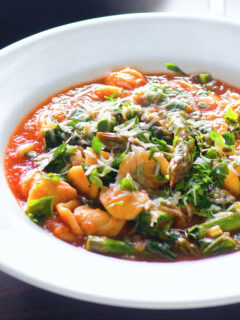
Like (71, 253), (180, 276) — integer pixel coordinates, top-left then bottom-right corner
(120, 174), (136, 192)
(165, 62), (187, 76)
(97, 119), (115, 132)
(198, 74), (212, 84)
(89, 168), (103, 188)
(166, 100), (186, 111)
(205, 147), (219, 159)
(104, 92), (117, 102)
(91, 136), (102, 157)
(108, 201), (124, 208)
(26, 196), (53, 225)
(224, 108), (238, 124)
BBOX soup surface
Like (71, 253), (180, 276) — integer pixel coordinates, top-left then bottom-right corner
(5, 64), (240, 261)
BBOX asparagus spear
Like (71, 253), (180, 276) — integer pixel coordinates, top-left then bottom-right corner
(188, 211), (240, 239)
(175, 235), (200, 256)
(199, 234), (239, 256)
(86, 236), (136, 255)
(146, 240), (177, 260)
(167, 111), (195, 186)
(86, 236), (177, 260)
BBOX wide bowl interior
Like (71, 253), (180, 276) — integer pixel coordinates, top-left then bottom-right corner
(0, 13), (240, 309)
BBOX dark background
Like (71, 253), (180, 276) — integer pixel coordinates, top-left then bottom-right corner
(0, 0), (161, 49)
(1, 0), (240, 319)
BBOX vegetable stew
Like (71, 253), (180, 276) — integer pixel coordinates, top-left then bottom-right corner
(5, 64), (240, 261)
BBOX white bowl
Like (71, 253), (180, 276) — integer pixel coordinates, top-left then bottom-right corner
(1, 13), (240, 309)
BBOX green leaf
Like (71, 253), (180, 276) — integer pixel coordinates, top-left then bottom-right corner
(224, 108), (238, 124)
(135, 211), (174, 236)
(69, 108), (92, 122)
(97, 119), (114, 132)
(205, 147), (219, 159)
(44, 126), (64, 149)
(166, 100), (186, 111)
(112, 152), (126, 168)
(212, 161), (228, 187)
(24, 151), (37, 158)
(210, 129), (223, 144)
(223, 131), (235, 148)
(26, 196), (53, 225)
(165, 62), (187, 75)
(151, 138), (172, 152)
(89, 168), (103, 188)
(114, 116), (139, 133)
(40, 172), (62, 181)
(104, 92), (117, 102)
(37, 142), (77, 174)
(120, 175), (136, 192)
(91, 136), (102, 157)
(210, 129), (235, 151)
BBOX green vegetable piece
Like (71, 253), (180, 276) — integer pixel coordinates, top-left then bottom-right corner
(89, 168), (103, 188)
(146, 240), (177, 260)
(97, 119), (114, 132)
(104, 92), (117, 102)
(224, 108), (238, 124)
(223, 131), (235, 147)
(165, 62), (187, 76)
(91, 136), (102, 157)
(24, 151), (37, 158)
(135, 211), (174, 236)
(86, 236), (136, 255)
(188, 211), (240, 239)
(200, 234), (238, 256)
(166, 100), (186, 111)
(211, 161), (228, 187)
(210, 129), (235, 152)
(40, 172), (62, 181)
(26, 196), (53, 225)
(145, 82), (167, 104)
(175, 236), (200, 256)
(151, 138), (173, 153)
(198, 74), (212, 84)
(205, 147), (219, 159)
(149, 125), (173, 143)
(120, 175), (136, 192)
(37, 142), (77, 174)
(112, 152), (126, 168)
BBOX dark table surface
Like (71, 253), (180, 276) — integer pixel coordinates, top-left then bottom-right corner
(1, 0), (240, 319)
(1, 270), (240, 320)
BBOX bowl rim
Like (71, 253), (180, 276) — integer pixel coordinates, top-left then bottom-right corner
(1, 12), (240, 309)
